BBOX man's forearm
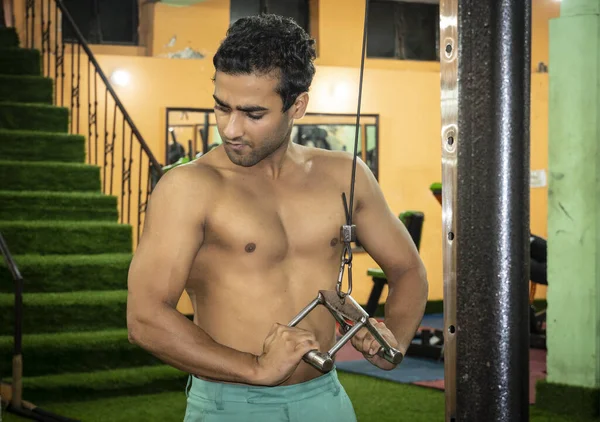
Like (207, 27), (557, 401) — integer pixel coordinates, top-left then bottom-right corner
(128, 304), (259, 384)
(382, 265), (429, 355)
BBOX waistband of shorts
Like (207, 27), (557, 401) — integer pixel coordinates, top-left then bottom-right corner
(188, 368), (343, 404)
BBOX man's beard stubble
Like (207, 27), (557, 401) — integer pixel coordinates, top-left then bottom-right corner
(223, 126), (293, 168)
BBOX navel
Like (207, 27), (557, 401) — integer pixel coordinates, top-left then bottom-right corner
(330, 238), (339, 247)
(245, 243), (257, 253)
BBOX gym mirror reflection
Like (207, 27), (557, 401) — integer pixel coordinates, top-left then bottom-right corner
(163, 108), (379, 180)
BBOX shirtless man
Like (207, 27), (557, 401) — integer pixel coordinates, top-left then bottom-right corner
(127, 14), (428, 421)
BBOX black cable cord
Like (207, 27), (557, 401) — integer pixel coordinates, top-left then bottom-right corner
(346, 0), (370, 225)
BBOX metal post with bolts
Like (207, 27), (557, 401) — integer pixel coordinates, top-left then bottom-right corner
(440, 0), (532, 420)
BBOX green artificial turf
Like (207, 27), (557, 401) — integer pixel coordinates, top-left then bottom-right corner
(4, 365), (187, 404)
(0, 221), (132, 255)
(0, 329), (163, 377)
(0, 253), (131, 293)
(0, 102), (68, 132)
(0, 129), (85, 163)
(0, 160), (100, 192)
(0, 191), (117, 222)
(0, 75), (53, 104)
(0, 290), (128, 335)
(0, 48), (41, 76)
(0, 35), (203, 412)
(537, 380), (600, 419)
(0, 28), (19, 48)
(1, 374), (596, 422)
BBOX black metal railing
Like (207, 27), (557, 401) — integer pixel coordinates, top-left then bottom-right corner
(22, 0), (163, 246)
(0, 233), (80, 421)
(0, 233), (23, 406)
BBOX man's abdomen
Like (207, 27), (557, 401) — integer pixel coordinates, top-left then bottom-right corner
(189, 259), (341, 385)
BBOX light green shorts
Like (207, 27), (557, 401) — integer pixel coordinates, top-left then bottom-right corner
(184, 368), (357, 422)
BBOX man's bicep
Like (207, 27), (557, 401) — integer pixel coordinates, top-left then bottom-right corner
(127, 167), (207, 313)
(354, 161), (422, 276)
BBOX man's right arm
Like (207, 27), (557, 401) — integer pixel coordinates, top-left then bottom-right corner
(126, 164), (259, 384)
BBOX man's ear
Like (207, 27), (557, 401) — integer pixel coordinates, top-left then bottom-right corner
(291, 92), (309, 119)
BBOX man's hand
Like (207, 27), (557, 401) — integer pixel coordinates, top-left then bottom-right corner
(254, 323), (320, 386)
(350, 318), (399, 371)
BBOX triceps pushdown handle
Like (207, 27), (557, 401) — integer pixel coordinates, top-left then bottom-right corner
(287, 292), (404, 372)
(301, 350), (335, 373)
(287, 296), (335, 372)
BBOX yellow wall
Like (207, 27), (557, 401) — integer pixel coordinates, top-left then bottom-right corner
(12, 0), (558, 310)
(149, 0), (230, 59)
(532, 0), (561, 69)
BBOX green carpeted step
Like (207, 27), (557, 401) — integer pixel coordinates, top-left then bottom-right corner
(0, 191), (118, 222)
(0, 329), (164, 377)
(0, 221), (132, 255)
(0, 75), (53, 104)
(12, 365), (187, 404)
(0, 160), (100, 192)
(0, 28), (19, 48)
(0, 253), (131, 293)
(0, 48), (41, 76)
(0, 129), (85, 162)
(0, 290), (128, 335)
(0, 102), (68, 132)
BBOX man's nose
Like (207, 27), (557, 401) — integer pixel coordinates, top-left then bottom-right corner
(223, 114), (244, 140)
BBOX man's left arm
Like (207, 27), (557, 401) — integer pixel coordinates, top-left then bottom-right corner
(351, 159), (429, 366)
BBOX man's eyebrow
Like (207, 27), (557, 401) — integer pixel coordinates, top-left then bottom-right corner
(213, 95), (269, 113)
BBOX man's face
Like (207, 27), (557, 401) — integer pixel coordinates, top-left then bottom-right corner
(213, 71), (296, 167)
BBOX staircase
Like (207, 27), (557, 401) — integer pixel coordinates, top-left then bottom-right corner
(0, 27), (187, 405)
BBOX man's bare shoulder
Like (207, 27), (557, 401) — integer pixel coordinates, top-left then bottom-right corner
(301, 145), (367, 180)
(153, 156), (223, 202)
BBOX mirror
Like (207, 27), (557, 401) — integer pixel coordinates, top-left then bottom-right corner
(164, 108), (379, 180)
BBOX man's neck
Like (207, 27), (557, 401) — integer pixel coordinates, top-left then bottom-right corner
(250, 139), (298, 180)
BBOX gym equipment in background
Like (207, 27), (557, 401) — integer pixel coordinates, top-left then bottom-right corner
(430, 183), (548, 350)
(365, 211), (425, 317)
(364, 211), (444, 360)
(529, 234), (547, 350)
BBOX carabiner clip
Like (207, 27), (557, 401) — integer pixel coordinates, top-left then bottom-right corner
(336, 243), (354, 298)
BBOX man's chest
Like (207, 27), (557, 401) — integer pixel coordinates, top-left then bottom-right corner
(204, 178), (348, 260)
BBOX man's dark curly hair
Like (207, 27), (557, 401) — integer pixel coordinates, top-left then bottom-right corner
(213, 14), (317, 112)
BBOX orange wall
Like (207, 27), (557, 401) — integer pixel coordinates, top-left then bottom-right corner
(149, 0), (230, 58)
(12, 0), (558, 309)
(532, 0), (561, 69)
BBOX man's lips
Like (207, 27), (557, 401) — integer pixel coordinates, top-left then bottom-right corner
(225, 142), (247, 151)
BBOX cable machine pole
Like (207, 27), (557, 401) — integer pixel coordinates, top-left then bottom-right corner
(440, 0), (532, 420)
